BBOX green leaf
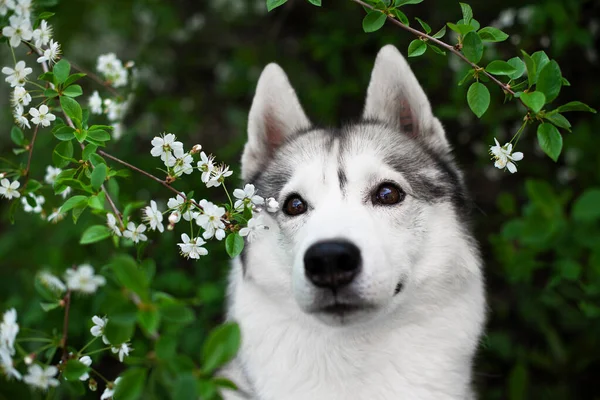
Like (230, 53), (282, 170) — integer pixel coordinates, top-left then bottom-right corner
(521, 50), (536, 87)
(543, 113), (571, 131)
(391, 9), (408, 25)
(64, 72), (87, 87)
(485, 60), (517, 76)
(73, 129), (87, 143)
(478, 26), (509, 42)
(53, 59), (71, 85)
(89, 153), (107, 167)
(555, 101), (596, 113)
(63, 359), (90, 381)
(462, 31), (483, 63)
(537, 123), (563, 162)
(87, 129), (111, 142)
(307, 0), (321, 5)
(63, 84), (83, 97)
(82, 144), (98, 161)
(407, 40), (427, 57)
(53, 140), (74, 168)
(432, 25), (446, 39)
(40, 302), (61, 312)
(80, 225), (111, 244)
(427, 44), (446, 56)
(531, 51), (550, 83)
(53, 126), (76, 141)
(414, 17), (431, 33)
(536, 60), (562, 103)
(110, 255), (150, 301)
(155, 334), (177, 360)
(507, 57), (526, 80)
(202, 322), (241, 374)
(173, 373), (198, 400)
(91, 163), (107, 191)
(572, 189), (600, 222)
(39, 71), (54, 82)
(446, 22), (474, 35)
(24, 180), (42, 194)
(362, 11), (387, 33)
(88, 192), (106, 210)
(394, 0), (423, 5)
(508, 363), (529, 400)
(459, 2), (473, 25)
(60, 96), (82, 123)
(266, 0), (287, 11)
(225, 233), (245, 258)
(467, 82), (490, 118)
(159, 303), (195, 325)
(44, 88), (59, 98)
(138, 307), (160, 335)
(10, 126), (25, 146)
(104, 319), (135, 345)
(519, 91), (546, 113)
(114, 368), (147, 400)
(60, 195), (88, 213)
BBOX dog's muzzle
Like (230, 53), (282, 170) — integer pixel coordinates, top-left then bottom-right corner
(303, 240), (361, 290)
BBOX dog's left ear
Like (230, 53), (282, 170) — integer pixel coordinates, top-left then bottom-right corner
(363, 45), (450, 154)
(241, 63), (311, 181)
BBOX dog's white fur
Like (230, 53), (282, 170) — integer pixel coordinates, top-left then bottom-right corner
(223, 45), (486, 400)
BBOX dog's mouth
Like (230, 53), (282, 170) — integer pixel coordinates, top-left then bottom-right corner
(317, 302), (374, 316)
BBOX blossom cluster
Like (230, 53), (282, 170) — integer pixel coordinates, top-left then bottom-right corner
(489, 138), (524, 173)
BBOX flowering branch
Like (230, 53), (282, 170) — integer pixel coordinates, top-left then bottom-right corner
(68, 60), (122, 99)
(59, 290), (71, 363)
(23, 124), (39, 183)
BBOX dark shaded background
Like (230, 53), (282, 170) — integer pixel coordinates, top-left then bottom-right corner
(1, 0), (599, 398)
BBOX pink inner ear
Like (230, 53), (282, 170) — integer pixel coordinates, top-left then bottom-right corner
(264, 112), (285, 155)
(399, 99), (418, 138)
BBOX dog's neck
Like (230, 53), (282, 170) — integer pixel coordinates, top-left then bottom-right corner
(226, 256), (485, 400)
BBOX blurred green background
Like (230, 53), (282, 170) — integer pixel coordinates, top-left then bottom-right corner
(1, 0), (599, 398)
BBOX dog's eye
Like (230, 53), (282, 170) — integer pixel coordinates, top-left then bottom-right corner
(373, 183), (405, 205)
(283, 195), (307, 216)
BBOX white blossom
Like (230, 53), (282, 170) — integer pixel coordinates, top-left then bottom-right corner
(23, 364), (59, 390)
(150, 133), (183, 167)
(13, 105), (30, 129)
(489, 138), (524, 174)
(1, 15), (32, 47)
(100, 377), (121, 400)
(0, 308), (19, 355)
(178, 233), (208, 259)
(97, 53), (128, 88)
(90, 316), (110, 345)
(2, 60), (33, 87)
(12, 0), (31, 17)
(167, 193), (197, 221)
(0, 178), (20, 199)
(36, 39), (61, 65)
(12, 86), (31, 106)
(103, 98), (129, 122)
(47, 209), (65, 223)
(143, 200), (164, 233)
(37, 271), (66, 294)
(106, 213), (122, 236)
(111, 342), (132, 363)
(88, 91), (103, 114)
(239, 215), (267, 242)
(0, 347), (21, 380)
(123, 222), (148, 243)
(233, 184), (264, 210)
(78, 356), (92, 381)
(32, 19), (52, 48)
(196, 200), (226, 240)
(65, 264), (106, 294)
(0, 0), (16, 17)
(44, 166), (62, 185)
(29, 104), (56, 127)
(21, 194), (44, 213)
(197, 152), (215, 183)
(266, 197), (279, 213)
(173, 152), (194, 176)
(206, 164), (233, 188)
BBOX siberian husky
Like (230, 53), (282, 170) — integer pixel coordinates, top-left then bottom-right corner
(222, 45), (486, 400)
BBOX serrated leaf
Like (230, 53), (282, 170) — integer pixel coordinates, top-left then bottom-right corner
(555, 101), (596, 113)
(462, 31), (483, 63)
(63, 84), (83, 97)
(80, 225), (111, 244)
(266, 0), (287, 11)
(536, 60), (562, 103)
(407, 40), (427, 57)
(459, 2), (473, 25)
(53, 140), (74, 168)
(60, 96), (82, 123)
(202, 322), (241, 374)
(414, 17), (431, 33)
(10, 126), (25, 146)
(478, 26), (509, 42)
(225, 233), (245, 258)
(520, 91), (546, 113)
(63, 359), (90, 381)
(572, 189), (600, 222)
(53, 59), (70, 85)
(467, 82), (490, 118)
(485, 60), (517, 76)
(363, 11), (387, 33)
(537, 123), (562, 162)
(544, 113), (571, 131)
(507, 57), (526, 80)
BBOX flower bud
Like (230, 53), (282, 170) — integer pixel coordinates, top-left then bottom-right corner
(266, 197), (279, 213)
(89, 378), (98, 391)
(24, 354), (35, 365)
(190, 144), (202, 154)
(169, 211), (181, 224)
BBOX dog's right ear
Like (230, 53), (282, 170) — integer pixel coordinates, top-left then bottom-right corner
(241, 63), (311, 181)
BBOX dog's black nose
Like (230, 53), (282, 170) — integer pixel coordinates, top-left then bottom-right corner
(304, 240), (361, 289)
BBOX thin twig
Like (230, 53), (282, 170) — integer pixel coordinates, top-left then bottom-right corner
(68, 60), (122, 99)
(23, 124), (39, 184)
(60, 290), (71, 363)
(351, 0), (519, 98)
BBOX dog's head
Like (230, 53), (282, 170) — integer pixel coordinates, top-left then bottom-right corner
(240, 45), (478, 326)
